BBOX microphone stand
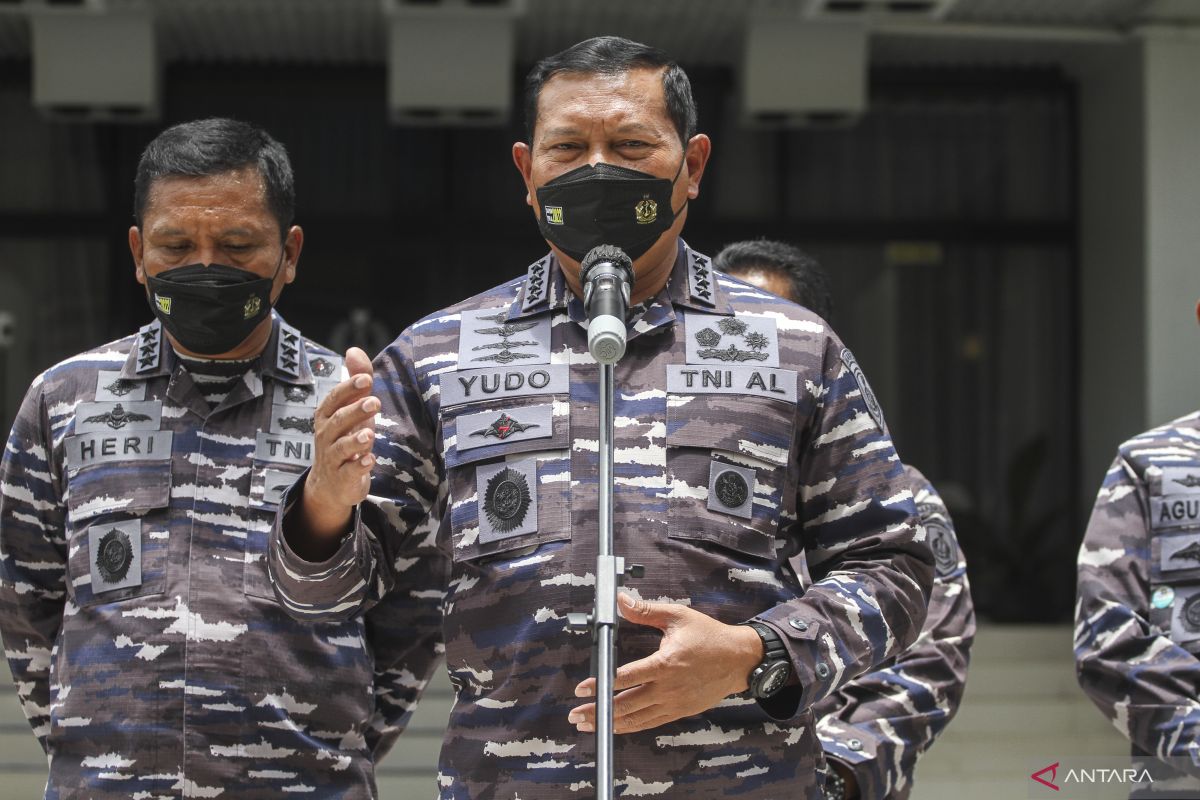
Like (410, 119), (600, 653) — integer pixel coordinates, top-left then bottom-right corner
(566, 248), (641, 800)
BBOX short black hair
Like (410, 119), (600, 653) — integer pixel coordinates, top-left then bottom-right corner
(714, 239), (834, 321)
(524, 36), (697, 146)
(133, 117), (295, 236)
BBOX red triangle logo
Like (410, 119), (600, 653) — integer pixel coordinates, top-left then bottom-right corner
(1031, 762), (1060, 791)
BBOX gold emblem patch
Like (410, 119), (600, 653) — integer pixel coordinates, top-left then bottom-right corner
(243, 295), (262, 319)
(635, 197), (657, 225)
(154, 295), (172, 315)
(544, 206), (564, 225)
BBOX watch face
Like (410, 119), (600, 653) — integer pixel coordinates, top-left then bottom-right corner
(757, 661), (791, 697)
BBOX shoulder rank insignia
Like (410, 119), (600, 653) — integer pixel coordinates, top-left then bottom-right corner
(522, 256), (550, 311)
(135, 320), (162, 374)
(276, 322), (303, 379)
(687, 250), (716, 307)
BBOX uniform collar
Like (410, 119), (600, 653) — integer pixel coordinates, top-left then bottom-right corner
(503, 239), (734, 324)
(117, 313), (314, 387)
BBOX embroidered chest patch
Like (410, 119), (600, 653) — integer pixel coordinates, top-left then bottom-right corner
(684, 313), (779, 367)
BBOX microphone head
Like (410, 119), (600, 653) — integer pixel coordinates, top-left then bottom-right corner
(581, 244), (633, 282)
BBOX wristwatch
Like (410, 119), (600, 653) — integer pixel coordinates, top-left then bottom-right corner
(744, 621), (792, 699)
(823, 767), (848, 800)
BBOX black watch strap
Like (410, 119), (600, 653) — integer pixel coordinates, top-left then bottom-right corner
(747, 621), (787, 661)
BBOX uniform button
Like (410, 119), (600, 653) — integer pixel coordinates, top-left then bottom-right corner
(788, 618), (809, 631)
(815, 662), (831, 680)
(848, 738), (863, 751)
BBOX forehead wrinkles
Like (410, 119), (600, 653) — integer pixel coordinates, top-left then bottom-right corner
(536, 69), (672, 140)
(144, 168), (268, 220)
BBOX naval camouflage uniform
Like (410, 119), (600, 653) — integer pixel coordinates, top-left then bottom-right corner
(0, 314), (441, 799)
(810, 465), (974, 800)
(270, 244), (935, 799)
(1076, 412), (1200, 796)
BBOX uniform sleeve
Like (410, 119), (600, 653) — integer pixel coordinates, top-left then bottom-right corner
(1075, 455), (1200, 775)
(270, 331), (447, 624)
(0, 379), (67, 752)
(813, 469), (976, 799)
(753, 338), (935, 721)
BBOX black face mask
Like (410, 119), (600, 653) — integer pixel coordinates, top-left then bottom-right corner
(145, 260), (279, 356)
(535, 159), (686, 263)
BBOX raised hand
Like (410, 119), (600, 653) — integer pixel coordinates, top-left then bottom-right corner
(291, 346), (378, 559)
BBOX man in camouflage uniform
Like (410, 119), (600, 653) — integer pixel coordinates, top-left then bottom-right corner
(269, 38), (934, 799)
(0, 118), (438, 798)
(716, 239), (976, 800)
(1076, 402), (1200, 796)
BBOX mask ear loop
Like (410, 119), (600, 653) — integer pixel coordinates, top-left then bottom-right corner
(667, 154), (689, 219)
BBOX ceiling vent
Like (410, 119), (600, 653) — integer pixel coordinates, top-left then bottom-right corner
(385, 0), (525, 126)
(804, 0), (958, 21)
(29, 1), (159, 123)
(742, 16), (867, 128)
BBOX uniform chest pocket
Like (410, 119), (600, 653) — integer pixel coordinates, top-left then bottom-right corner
(63, 458), (172, 608)
(665, 394), (796, 561)
(441, 399), (571, 565)
(244, 459), (308, 599)
(1150, 530), (1200, 654)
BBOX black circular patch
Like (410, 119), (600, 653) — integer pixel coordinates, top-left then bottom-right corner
(714, 470), (750, 509)
(1184, 594), (1200, 632)
(484, 468), (531, 533)
(96, 528), (133, 583)
(927, 519), (958, 578)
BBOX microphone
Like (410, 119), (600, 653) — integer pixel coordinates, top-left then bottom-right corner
(581, 245), (634, 364)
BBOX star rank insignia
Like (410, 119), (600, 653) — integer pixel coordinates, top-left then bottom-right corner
(522, 257), (550, 311)
(95, 528), (134, 583)
(469, 412), (539, 441)
(135, 322), (161, 374)
(82, 403), (153, 430)
(687, 251), (716, 307)
(276, 324), (302, 378)
(483, 466), (533, 533)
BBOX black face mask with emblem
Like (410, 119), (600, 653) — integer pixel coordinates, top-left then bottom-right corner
(534, 159), (686, 263)
(144, 262), (277, 356)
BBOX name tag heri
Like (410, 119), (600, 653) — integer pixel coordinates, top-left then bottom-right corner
(66, 430), (172, 470)
(255, 431), (314, 467)
(1161, 466), (1200, 496)
(684, 312), (779, 368)
(666, 365), (797, 404)
(1152, 495), (1200, 532)
(455, 404), (554, 453)
(88, 519), (142, 594)
(441, 365), (569, 408)
(95, 371), (147, 402)
(74, 400), (162, 434)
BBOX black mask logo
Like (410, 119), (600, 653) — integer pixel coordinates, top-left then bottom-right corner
(534, 160), (686, 263)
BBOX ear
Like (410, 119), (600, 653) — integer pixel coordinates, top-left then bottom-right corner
(282, 225), (303, 286)
(513, 141), (535, 209)
(129, 226), (146, 285)
(683, 134), (712, 200)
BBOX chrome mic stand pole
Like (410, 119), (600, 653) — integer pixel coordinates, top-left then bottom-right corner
(594, 360), (617, 799)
